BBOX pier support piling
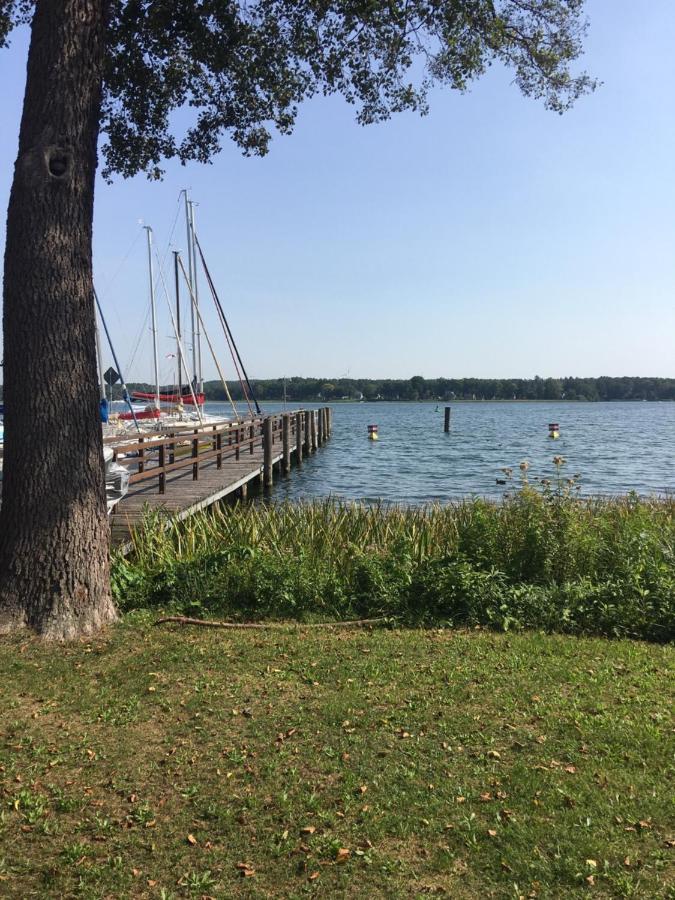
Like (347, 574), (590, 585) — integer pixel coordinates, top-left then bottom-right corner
(263, 417), (273, 488)
(304, 410), (311, 455)
(282, 413), (291, 474)
(296, 411), (303, 466)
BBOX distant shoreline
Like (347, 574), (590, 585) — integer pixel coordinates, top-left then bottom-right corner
(303, 398), (675, 404)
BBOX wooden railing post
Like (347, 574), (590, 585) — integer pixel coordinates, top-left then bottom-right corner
(169, 433), (175, 466)
(249, 421), (255, 455)
(282, 413), (291, 474)
(263, 417), (273, 488)
(296, 411), (303, 466)
(235, 423), (241, 460)
(138, 436), (145, 474)
(192, 429), (199, 480)
(216, 431), (222, 469)
(158, 443), (166, 494)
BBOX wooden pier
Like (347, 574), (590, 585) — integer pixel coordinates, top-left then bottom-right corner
(108, 407), (332, 550)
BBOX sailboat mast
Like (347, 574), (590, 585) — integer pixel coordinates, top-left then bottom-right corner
(189, 200), (204, 393)
(183, 190), (198, 392)
(144, 226), (160, 409)
(173, 250), (182, 400)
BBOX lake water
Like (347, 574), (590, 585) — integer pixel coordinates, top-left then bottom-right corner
(205, 401), (675, 503)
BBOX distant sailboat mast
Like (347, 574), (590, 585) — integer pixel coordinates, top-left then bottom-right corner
(143, 225), (160, 410)
(173, 250), (182, 401)
(183, 190), (204, 397)
(189, 199), (204, 394)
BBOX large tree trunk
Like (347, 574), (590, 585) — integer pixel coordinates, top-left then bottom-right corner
(0, 0), (116, 639)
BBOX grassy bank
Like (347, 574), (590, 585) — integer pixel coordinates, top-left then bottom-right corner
(113, 487), (675, 641)
(0, 623), (672, 898)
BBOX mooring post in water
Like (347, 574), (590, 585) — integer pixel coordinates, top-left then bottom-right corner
(296, 411), (303, 466)
(263, 417), (273, 488)
(444, 407), (451, 433)
(304, 410), (312, 455)
(327, 407), (332, 436)
(317, 407), (324, 446)
(311, 409), (318, 451)
(282, 414), (291, 473)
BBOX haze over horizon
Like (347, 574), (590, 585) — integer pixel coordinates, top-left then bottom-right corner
(0, 0), (673, 383)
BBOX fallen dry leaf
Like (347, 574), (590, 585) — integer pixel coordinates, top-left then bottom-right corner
(335, 848), (350, 864)
(300, 826), (316, 835)
(186, 834), (197, 846)
(236, 863), (255, 877)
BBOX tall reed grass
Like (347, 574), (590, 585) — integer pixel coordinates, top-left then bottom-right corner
(112, 487), (675, 641)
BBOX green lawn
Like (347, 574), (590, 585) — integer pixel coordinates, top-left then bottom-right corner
(0, 618), (672, 898)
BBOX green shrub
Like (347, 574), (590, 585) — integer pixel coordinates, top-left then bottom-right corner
(111, 490), (675, 641)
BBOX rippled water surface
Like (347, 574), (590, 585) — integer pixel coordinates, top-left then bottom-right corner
(206, 401), (675, 502)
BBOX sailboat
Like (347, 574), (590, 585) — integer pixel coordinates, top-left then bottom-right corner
(98, 191), (260, 437)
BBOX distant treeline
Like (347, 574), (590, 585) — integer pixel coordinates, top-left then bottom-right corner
(103, 376), (675, 403)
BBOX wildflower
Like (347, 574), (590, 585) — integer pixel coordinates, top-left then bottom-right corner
(552, 456), (566, 467)
(500, 467), (513, 478)
(519, 461), (530, 472)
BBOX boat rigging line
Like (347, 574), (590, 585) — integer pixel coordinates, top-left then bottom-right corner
(177, 255), (239, 419)
(93, 288), (141, 432)
(194, 235), (261, 416)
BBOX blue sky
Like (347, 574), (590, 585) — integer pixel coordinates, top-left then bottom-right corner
(1, 0), (674, 383)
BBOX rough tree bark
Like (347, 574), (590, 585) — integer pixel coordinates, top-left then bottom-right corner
(0, 0), (117, 639)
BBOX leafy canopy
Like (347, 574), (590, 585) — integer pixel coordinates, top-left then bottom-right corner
(1, 0), (595, 178)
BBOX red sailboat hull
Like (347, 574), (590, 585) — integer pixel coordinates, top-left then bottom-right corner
(119, 408), (162, 421)
(131, 391), (206, 406)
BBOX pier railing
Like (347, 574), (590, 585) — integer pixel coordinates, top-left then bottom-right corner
(107, 407), (332, 496)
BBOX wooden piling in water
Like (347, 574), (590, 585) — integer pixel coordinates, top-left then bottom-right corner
(304, 410), (312, 455)
(282, 413), (291, 474)
(263, 417), (273, 488)
(311, 409), (317, 452)
(296, 411), (303, 466)
(444, 407), (451, 433)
